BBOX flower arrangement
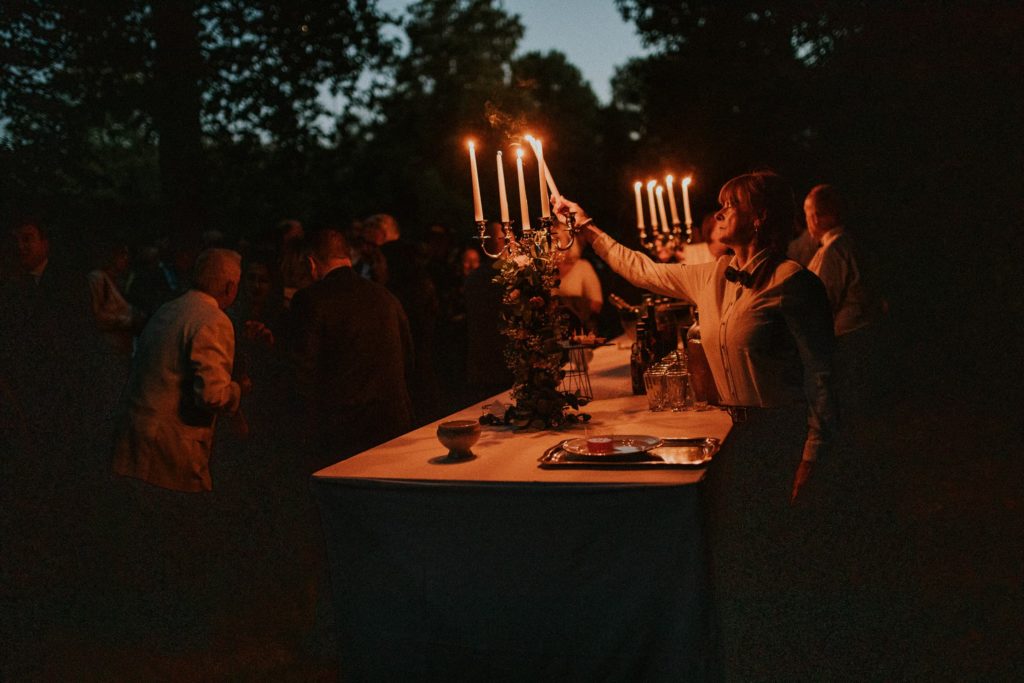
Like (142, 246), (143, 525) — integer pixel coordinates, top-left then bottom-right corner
(481, 237), (590, 430)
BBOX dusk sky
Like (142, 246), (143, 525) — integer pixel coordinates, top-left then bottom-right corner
(379, 0), (648, 103)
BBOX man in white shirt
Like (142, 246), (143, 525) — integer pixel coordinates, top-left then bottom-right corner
(804, 184), (885, 418)
(804, 185), (880, 337)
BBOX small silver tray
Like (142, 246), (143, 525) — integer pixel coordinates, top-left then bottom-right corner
(538, 437), (720, 469)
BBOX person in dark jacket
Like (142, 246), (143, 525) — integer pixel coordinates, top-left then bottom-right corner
(286, 228), (414, 469)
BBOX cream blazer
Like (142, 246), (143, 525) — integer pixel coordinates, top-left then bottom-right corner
(113, 290), (241, 491)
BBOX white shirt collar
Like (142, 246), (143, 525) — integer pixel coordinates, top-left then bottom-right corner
(728, 248), (771, 276)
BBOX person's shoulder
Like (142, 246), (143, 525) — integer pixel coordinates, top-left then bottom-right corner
(574, 259), (598, 277)
(778, 261), (830, 301)
(775, 258), (805, 277)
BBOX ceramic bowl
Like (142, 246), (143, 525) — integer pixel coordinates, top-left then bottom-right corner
(436, 420), (481, 459)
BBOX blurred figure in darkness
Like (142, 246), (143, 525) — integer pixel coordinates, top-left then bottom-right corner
(125, 237), (181, 319)
(555, 234), (603, 332)
(111, 248), (248, 649)
(463, 222), (513, 403)
(1, 218), (98, 650)
(286, 227), (414, 466)
(379, 237), (443, 424)
(804, 184), (886, 419)
(87, 242), (145, 359)
(353, 213), (398, 282)
(787, 226), (818, 267)
(460, 245), (481, 277)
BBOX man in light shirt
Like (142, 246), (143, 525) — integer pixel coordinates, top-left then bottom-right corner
(804, 185), (881, 337)
(804, 184), (885, 418)
(111, 248), (248, 648)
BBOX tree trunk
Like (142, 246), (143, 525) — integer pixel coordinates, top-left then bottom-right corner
(152, 0), (205, 246)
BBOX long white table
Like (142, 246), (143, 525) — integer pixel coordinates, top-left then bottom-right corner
(312, 341), (732, 680)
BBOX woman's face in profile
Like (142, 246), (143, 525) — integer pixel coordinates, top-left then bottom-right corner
(714, 197), (755, 248)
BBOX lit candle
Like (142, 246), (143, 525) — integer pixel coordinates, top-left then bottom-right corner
(633, 181), (645, 230)
(496, 151), (510, 223)
(544, 164), (560, 199)
(646, 180), (659, 233)
(656, 185), (670, 234)
(665, 174), (681, 225)
(526, 135), (559, 199)
(516, 147), (531, 229)
(682, 176), (693, 226)
(468, 141), (483, 222)
(534, 138), (550, 218)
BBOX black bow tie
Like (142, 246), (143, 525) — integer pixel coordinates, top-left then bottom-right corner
(724, 266), (754, 287)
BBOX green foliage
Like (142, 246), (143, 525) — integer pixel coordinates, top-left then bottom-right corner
(491, 235), (587, 430)
(0, 0), (392, 237)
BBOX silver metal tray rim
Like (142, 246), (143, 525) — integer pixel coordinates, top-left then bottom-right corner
(538, 437), (720, 469)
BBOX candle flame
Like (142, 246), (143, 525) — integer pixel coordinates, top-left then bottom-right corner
(656, 185), (664, 195)
(666, 174), (674, 184)
(634, 181), (642, 190)
(467, 139), (475, 150)
(683, 176), (692, 187)
(646, 180), (657, 189)
(524, 134), (535, 142)
(516, 147), (524, 159)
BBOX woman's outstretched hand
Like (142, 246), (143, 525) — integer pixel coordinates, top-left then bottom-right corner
(551, 195), (599, 247)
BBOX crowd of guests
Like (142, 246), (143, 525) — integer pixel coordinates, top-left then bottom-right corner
(1, 177), (884, 667)
(0, 213), (522, 657)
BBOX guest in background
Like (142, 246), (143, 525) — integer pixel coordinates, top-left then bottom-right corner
(231, 255), (282, 330)
(787, 225), (819, 267)
(436, 243), (482, 410)
(354, 213), (399, 282)
(87, 243), (145, 358)
(464, 222), (514, 403)
(111, 248), (247, 648)
(460, 245), (481, 277)
(113, 248), (247, 492)
(804, 184), (885, 417)
(379, 237), (443, 425)
(555, 235), (603, 331)
(280, 238), (313, 309)
(286, 228), (413, 467)
(125, 243), (177, 319)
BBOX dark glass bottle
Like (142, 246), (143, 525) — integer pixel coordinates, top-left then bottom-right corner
(641, 294), (660, 354)
(630, 320), (649, 395)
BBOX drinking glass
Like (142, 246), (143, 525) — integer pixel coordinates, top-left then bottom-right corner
(643, 365), (667, 411)
(664, 369), (691, 411)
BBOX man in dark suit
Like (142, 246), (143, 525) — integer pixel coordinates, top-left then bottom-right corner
(287, 227), (414, 469)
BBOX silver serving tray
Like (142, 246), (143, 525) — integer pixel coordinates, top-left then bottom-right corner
(538, 437), (720, 469)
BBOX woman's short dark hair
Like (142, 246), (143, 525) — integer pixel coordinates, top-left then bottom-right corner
(718, 171), (796, 256)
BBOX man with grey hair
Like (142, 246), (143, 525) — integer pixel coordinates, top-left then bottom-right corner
(114, 247), (246, 491)
(111, 247), (248, 647)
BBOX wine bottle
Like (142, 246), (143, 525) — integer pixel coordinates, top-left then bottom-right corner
(630, 320), (649, 395)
